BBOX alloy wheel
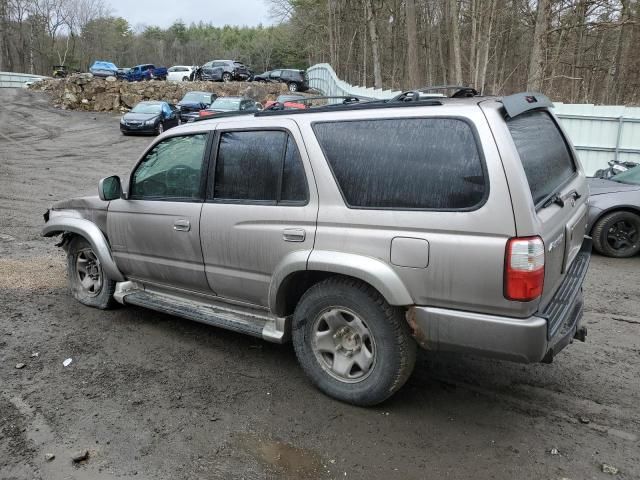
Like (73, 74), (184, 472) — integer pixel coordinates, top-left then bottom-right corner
(311, 307), (376, 383)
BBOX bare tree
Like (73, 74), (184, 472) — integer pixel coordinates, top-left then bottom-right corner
(527, 0), (551, 91)
(405, 0), (420, 87)
(364, 0), (383, 88)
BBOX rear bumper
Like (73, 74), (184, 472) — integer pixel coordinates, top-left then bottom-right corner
(408, 237), (592, 363)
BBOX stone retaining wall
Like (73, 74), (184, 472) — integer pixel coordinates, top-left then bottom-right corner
(29, 74), (290, 111)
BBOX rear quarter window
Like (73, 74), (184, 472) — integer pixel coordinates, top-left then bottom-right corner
(313, 118), (487, 210)
(507, 111), (576, 206)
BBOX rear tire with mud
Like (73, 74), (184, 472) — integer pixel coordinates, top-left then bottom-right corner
(66, 236), (116, 309)
(292, 277), (416, 406)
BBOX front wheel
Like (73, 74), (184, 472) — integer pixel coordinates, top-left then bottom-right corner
(156, 122), (164, 135)
(292, 277), (416, 406)
(66, 236), (116, 309)
(592, 211), (640, 258)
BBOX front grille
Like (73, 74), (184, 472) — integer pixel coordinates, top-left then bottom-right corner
(541, 237), (592, 339)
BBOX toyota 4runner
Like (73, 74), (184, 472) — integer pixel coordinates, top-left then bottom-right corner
(43, 91), (591, 406)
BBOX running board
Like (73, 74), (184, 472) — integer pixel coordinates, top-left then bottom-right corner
(114, 281), (289, 343)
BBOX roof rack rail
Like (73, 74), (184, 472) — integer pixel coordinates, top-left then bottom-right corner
(417, 85), (479, 98)
(191, 109), (257, 123)
(263, 95), (375, 112)
(256, 98), (442, 117)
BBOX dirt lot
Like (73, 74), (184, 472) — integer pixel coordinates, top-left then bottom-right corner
(1, 87), (639, 480)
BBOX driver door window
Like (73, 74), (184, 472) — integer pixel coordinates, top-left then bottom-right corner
(130, 134), (208, 201)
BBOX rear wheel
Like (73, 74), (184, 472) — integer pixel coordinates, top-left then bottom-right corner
(66, 236), (116, 309)
(292, 277), (416, 406)
(182, 76), (189, 82)
(222, 72), (232, 82)
(288, 82), (299, 92)
(592, 211), (640, 258)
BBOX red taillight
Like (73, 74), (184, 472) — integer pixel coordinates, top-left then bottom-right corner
(504, 236), (545, 302)
(199, 110), (214, 118)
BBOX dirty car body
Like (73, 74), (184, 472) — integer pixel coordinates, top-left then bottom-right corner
(43, 91), (591, 406)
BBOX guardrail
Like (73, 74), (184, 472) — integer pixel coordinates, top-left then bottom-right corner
(0, 72), (49, 88)
(306, 63), (640, 175)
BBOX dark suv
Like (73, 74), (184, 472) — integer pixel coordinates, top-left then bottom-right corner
(254, 69), (309, 92)
(195, 60), (252, 82)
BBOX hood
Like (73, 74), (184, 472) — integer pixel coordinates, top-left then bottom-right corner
(52, 195), (108, 211)
(122, 113), (159, 122)
(588, 178), (640, 196)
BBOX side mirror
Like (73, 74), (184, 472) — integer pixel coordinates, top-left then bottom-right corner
(99, 175), (122, 201)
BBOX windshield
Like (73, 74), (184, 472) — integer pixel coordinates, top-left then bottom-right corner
(182, 93), (209, 103)
(210, 98), (240, 110)
(611, 165), (640, 185)
(131, 103), (162, 114)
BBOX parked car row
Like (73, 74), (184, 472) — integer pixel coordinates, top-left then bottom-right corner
(121, 93), (266, 135)
(87, 60), (310, 89)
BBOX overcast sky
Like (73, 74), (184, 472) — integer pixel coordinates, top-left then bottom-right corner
(106, 0), (274, 29)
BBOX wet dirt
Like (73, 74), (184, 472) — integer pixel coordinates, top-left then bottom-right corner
(1, 88), (639, 479)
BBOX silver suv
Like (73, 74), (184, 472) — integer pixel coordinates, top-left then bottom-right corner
(43, 92), (591, 405)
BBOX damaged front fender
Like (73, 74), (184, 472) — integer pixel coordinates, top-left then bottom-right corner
(42, 214), (125, 282)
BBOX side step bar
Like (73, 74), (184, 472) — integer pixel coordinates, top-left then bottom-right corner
(114, 282), (289, 343)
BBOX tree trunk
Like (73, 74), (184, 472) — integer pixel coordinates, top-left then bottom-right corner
(612, 0), (631, 103)
(405, 0), (420, 88)
(527, 0), (551, 91)
(364, 0), (383, 89)
(477, 0), (496, 93)
(447, 0), (462, 84)
(0, 0), (6, 71)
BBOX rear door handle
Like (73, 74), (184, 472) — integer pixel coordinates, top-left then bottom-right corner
(173, 219), (191, 232)
(283, 228), (306, 242)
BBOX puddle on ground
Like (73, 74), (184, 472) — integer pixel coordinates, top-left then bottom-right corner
(235, 432), (327, 479)
(0, 257), (66, 290)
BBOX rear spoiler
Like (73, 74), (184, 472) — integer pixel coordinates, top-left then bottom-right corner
(502, 92), (553, 118)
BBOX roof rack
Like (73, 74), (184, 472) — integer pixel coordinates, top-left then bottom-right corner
(191, 94), (444, 122)
(417, 85), (480, 98)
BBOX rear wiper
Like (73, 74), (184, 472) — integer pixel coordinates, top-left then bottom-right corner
(541, 190), (581, 209)
(542, 193), (565, 209)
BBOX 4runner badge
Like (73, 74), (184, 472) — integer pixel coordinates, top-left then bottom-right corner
(548, 233), (565, 253)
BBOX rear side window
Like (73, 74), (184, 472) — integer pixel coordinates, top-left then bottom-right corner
(507, 111), (576, 206)
(212, 131), (307, 204)
(313, 118), (486, 210)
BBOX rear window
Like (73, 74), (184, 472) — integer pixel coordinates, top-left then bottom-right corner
(507, 111), (576, 206)
(313, 118), (486, 210)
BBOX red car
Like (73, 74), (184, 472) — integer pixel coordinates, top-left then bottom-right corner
(264, 94), (309, 110)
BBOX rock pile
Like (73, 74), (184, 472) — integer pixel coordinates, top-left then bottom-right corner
(29, 73), (290, 112)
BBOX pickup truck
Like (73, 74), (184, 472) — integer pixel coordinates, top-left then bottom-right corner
(125, 64), (168, 82)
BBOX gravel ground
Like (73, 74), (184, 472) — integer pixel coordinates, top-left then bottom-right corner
(1, 87), (639, 480)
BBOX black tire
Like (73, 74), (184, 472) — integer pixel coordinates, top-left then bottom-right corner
(292, 277), (416, 406)
(592, 210), (640, 258)
(182, 76), (189, 82)
(288, 82), (299, 92)
(222, 72), (232, 82)
(66, 236), (117, 309)
(156, 122), (164, 135)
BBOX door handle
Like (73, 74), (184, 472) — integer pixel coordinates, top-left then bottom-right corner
(283, 228), (306, 242)
(173, 219), (191, 232)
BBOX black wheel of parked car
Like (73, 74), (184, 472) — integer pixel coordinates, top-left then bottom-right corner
(288, 82), (299, 92)
(592, 210), (640, 258)
(156, 122), (164, 135)
(182, 76), (189, 82)
(292, 277), (416, 406)
(222, 72), (232, 82)
(66, 236), (117, 309)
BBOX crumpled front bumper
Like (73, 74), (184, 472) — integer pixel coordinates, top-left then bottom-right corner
(408, 238), (592, 364)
